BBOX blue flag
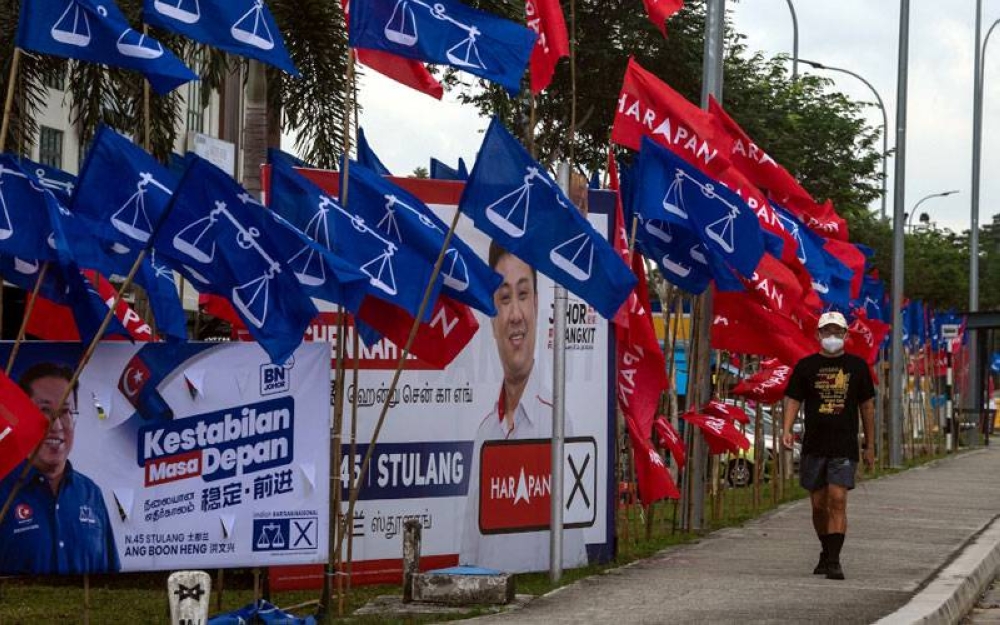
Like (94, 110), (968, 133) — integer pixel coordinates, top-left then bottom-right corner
(348, 0), (536, 96)
(459, 117), (636, 319)
(143, 0), (298, 76)
(267, 157), (442, 323)
(772, 202), (852, 306)
(153, 156), (319, 364)
(17, 0), (197, 94)
(430, 157), (469, 181)
(14, 157), (76, 204)
(991, 353), (1000, 374)
(357, 128), (392, 176)
(633, 215), (712, 295)
(856, 273), (887, 324)
(635, 137), (764, 281)
(347, 159), (500, 316)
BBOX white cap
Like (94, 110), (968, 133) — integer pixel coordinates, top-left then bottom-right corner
(817, 311), (848, 330)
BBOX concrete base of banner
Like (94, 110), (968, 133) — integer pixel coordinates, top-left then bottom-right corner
(410, 567), (516, 606)
(355, 594), (533, 617)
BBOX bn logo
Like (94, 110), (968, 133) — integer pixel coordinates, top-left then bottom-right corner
(260, 363), (290, 396)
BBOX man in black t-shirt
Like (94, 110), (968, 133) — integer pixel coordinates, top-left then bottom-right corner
(782, 311), (875, 581)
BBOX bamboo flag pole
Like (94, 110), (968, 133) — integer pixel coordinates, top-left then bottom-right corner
(5, 261), (50, 374)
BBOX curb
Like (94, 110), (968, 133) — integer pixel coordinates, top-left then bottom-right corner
(874, 514), (1000, 625)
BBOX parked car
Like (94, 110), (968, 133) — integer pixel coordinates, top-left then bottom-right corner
(725, 408), (802, 488)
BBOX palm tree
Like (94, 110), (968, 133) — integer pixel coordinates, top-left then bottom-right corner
(0, 0), (351, 187)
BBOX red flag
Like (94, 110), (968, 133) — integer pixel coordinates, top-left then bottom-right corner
(356, 295), (479, 369)
(731, 363), (791, 404)
(526, 0), (569, 94)
(642, 0), (684, 36)
(846, 311), (890, 365)
(742, 252), (819, 317)
(790, 197), (849, 242)
(712, 290), (817, 367)
(708, 97), (815, 207)
(625, 415), (680, 505)
(199, 293), (245, 328)
(653, 416), (686, 468)
(0, 370), (50, 480)
(681, 411), (751, 455)
(702, 399), (750, 424)
(612, 58), (726, 175)
(611, 150), (669, 438)
(823, 238), (865, 299)
(611, 58), (803, 270)
(341, 0), (443, 99)
(25, 273), (153, 342)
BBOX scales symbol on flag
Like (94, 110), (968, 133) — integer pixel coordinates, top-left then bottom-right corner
(661, 170), (690, 220)
(550, 232), (594, 282)
(32, 168), (75, 198)
(112, 172), (172, 244)
(173, 199), (281, 328)
(0, 164), (27, 241)
(52, 1), (93, 47)
(385, 0), (486, 70)
(302, 196), (400, 297)
(644, 218), (673, 245)
(232, 0), (277, 51)
(662, 253), (691, 278)
(117, 29), (165, 59)
(380, 194), (470, 292)
(485, 166), (553, 238)
(663, 169), (741, 255)
(689, 244), (707, 265)
(776, 211), (807, 264)
(154, 0), (201, 24)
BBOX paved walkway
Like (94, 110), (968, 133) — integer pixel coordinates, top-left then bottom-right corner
(466, 447), (1000, 625)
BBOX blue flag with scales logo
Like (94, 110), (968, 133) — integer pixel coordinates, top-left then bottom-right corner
(17, 0), (197, 94)
(459, 117), (636, 319)
(267, 157), (442, 324)
(771, 202), (852, 306)
(71, 126), (189, 341)
(13, 157), (76, 205)
(348, 0), (536, 96)
(152, 155), (322, 364)
(346, 159), (501, 316)
(635, 137), (764, 281)
(143, 0), (298, 76)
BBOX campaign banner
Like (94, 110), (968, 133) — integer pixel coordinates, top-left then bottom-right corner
(274, 173), (616, 581)
(0, 342), (330, 574)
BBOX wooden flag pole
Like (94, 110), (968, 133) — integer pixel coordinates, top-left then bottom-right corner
(345, 326), (360, 594)
(5, 260), (50, 374)
(333, 198), (464, 563)
(0, 48), (22, 153)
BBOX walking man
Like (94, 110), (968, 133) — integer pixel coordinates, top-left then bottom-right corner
(782, 311), (875, 580)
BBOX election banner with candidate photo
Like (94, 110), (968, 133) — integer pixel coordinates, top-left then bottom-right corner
(268, 171), (616, 582)
(0, 342), (330, 574)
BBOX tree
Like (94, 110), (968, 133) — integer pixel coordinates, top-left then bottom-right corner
(412, 166), (429, 179)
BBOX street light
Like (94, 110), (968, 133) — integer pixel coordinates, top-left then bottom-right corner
(906, 190), (960, 230)
(784, 0), (799, 81)
(800, 59), (889, 221)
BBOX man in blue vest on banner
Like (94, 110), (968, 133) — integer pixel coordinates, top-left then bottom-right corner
(0, 363), (120, 574)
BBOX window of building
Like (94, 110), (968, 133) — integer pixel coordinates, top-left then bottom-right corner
(38, 126), (64, 169)
(186, 74), (204, 134)
(43, 69), (66, 92)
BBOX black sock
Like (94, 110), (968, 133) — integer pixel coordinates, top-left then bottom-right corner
(818, 533), (830, 557)
(827, 533), (845, 563)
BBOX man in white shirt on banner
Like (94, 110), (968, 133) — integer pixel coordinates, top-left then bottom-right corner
(459, 243), (587, 573)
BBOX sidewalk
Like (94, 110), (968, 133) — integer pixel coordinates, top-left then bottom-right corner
(465, 446), (1000, 625)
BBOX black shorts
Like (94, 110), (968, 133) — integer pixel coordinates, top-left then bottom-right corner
(799, 454), (857, 491)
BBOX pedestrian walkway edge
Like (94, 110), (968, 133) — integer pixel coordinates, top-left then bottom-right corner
(874, 513), (1000, 625)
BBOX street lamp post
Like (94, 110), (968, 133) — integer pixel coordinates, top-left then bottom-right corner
(784, 0), (799, 80)
(800, 59), (889, 221)
(906, 190), (960, 231)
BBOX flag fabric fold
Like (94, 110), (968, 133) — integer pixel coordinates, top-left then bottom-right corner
(17, 0), (197, 94)
(357, 127), (392, 176)
(731, 360), (791, 405)
(348, 0), (537, 96)
(525, 0), (569, 93)
(653, 416), (686, 469)
(152, 156), (319, 364)
(625, 415), (680, 505)
(460, 117), (636, 319)
(642, 0), (683, 36)
(681, 411), (751, 455)
(143, 0), (299, 76)
(0, 371), (51, 481)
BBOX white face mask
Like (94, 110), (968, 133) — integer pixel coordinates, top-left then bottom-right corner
(821, 336), (845, 354)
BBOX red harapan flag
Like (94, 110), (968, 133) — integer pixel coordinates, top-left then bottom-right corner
(642, 0), (684, 36)
(341, 0), (443, 99)
(611, 151), (668, 439)
(731, 361), (792, 404)
(625, 415), (680, 505)
(0, 370), (50, 480)
(712, 290), (818, 367)
(681, 411), (751, 455)
(25, 272), (153, 342)
(653, 416), (686, 468)
(526, 0), (569, 94)
(356, 295), (479, 370)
